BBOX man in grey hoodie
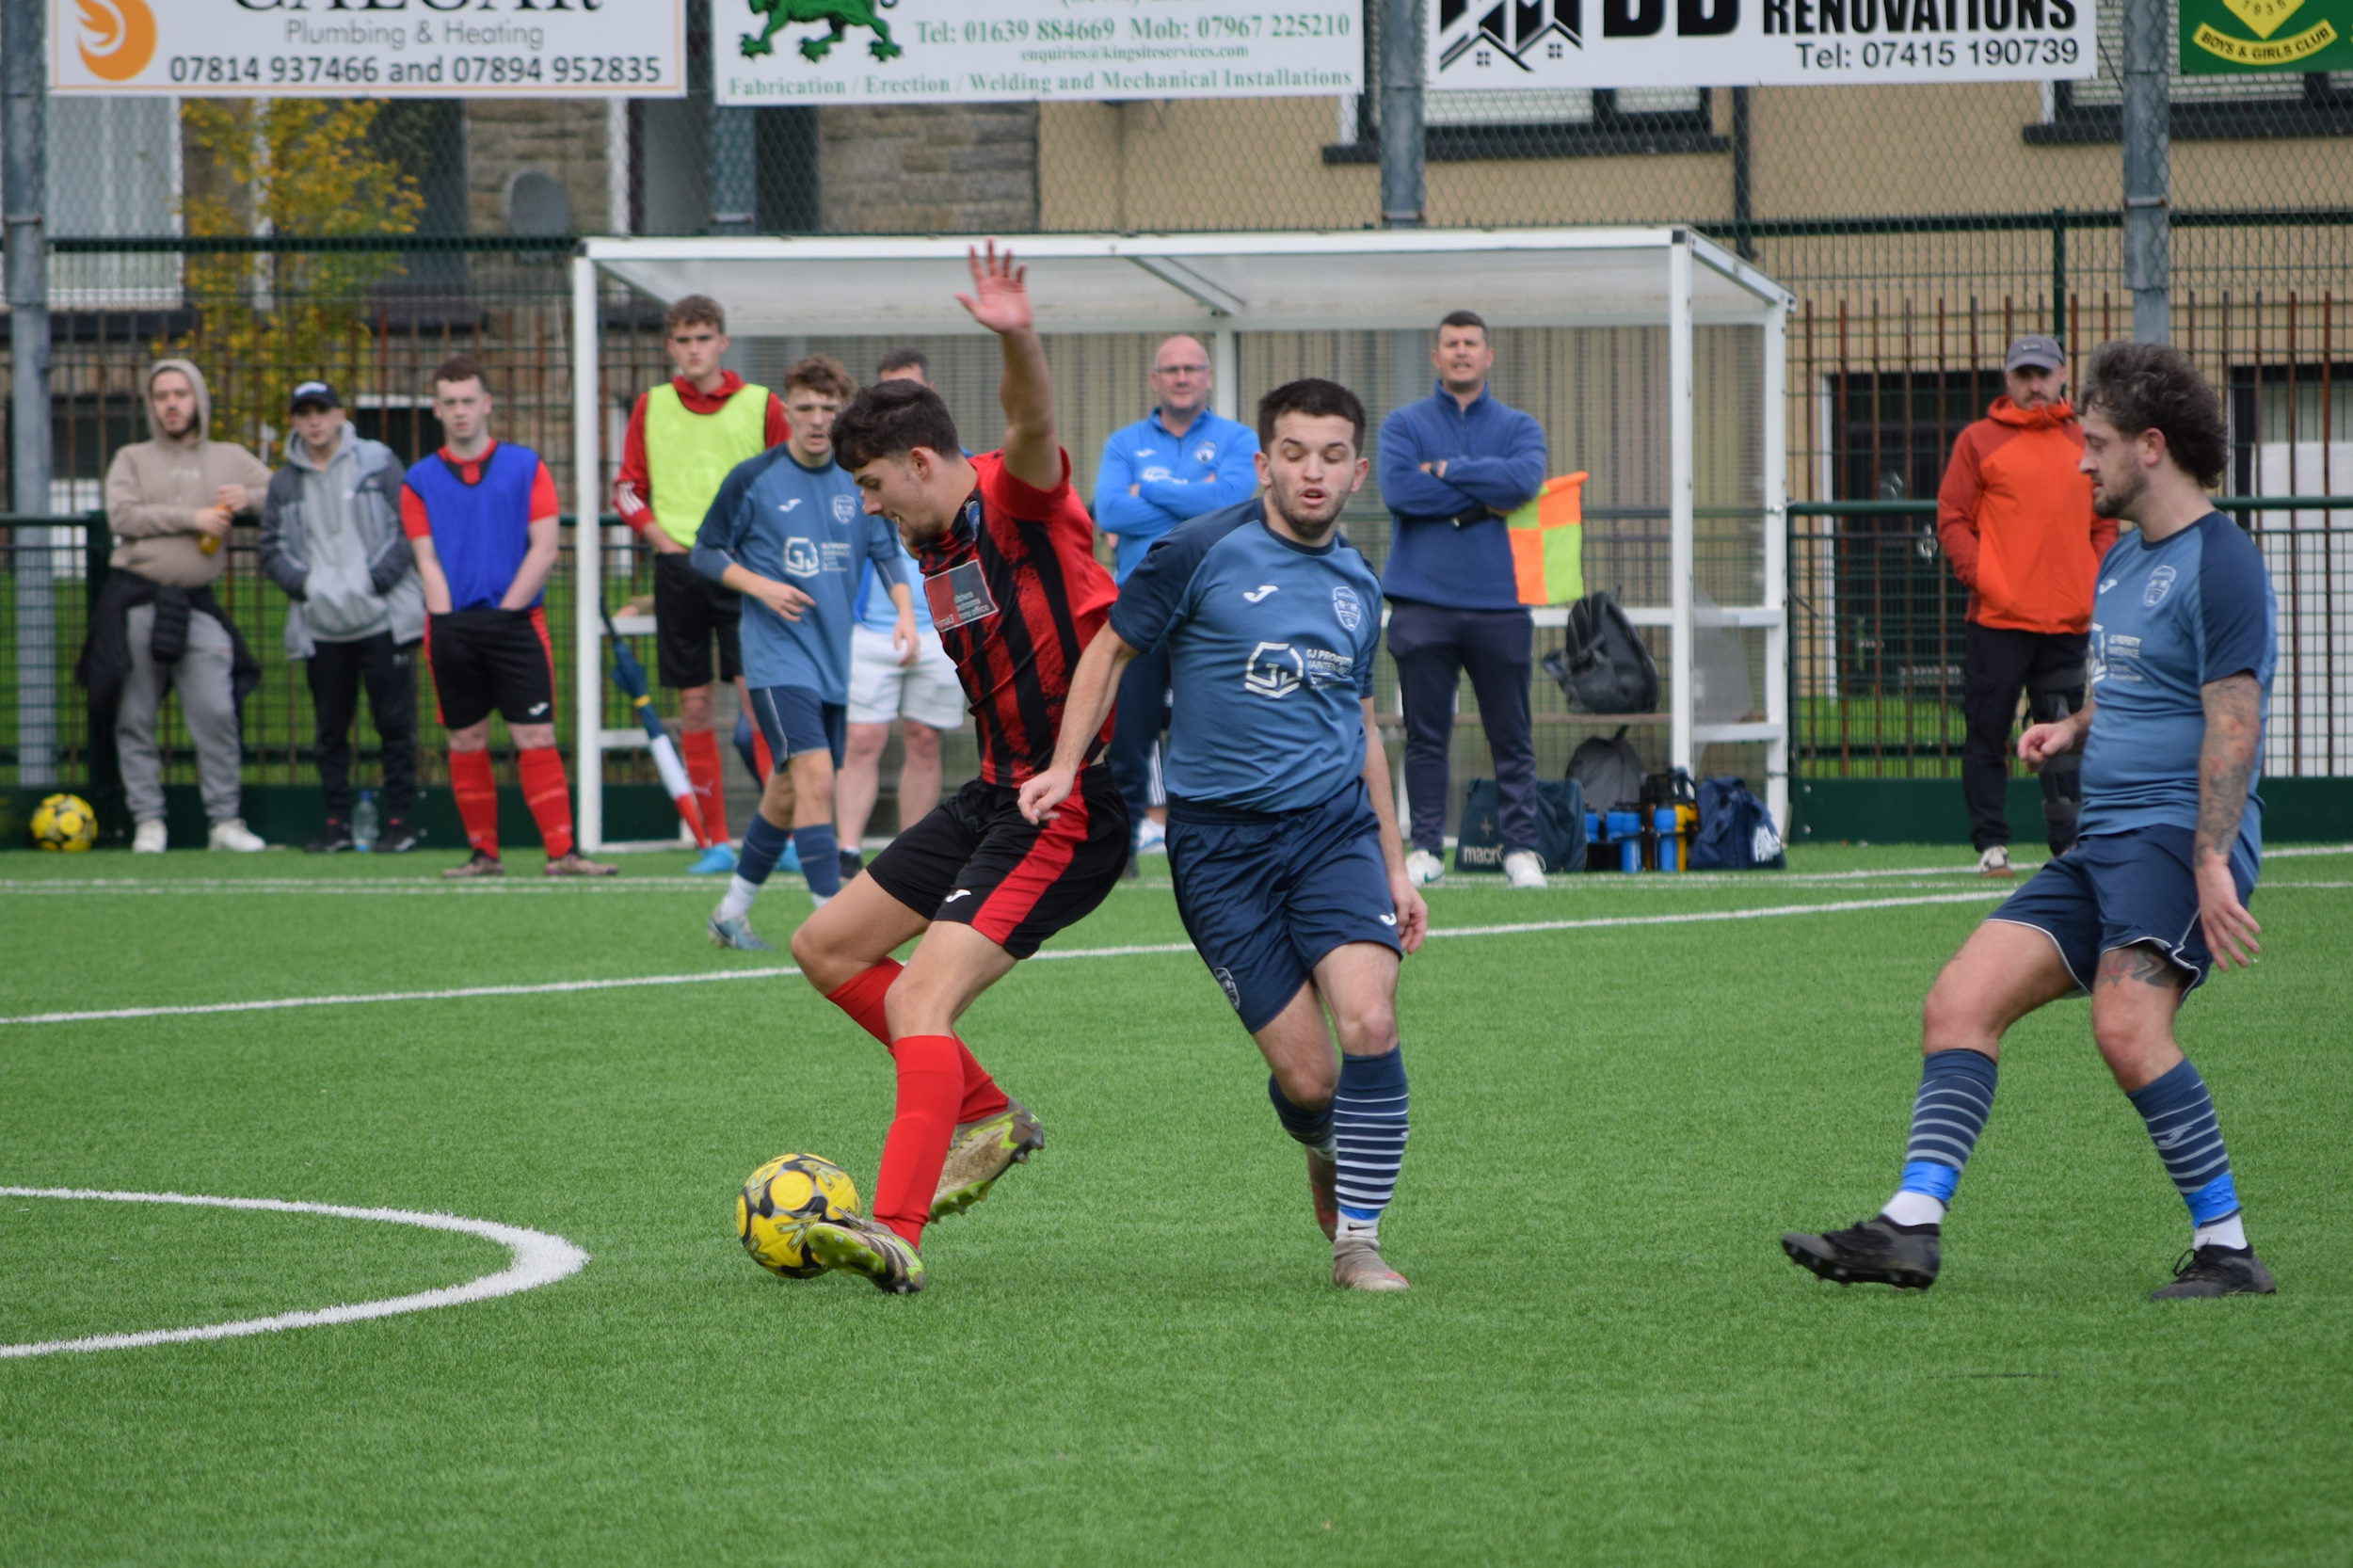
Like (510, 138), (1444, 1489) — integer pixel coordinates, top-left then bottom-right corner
(100, 358), (275, 853)
(260, 380), (425, 853)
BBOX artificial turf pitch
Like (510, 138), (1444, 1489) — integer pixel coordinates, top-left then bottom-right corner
(1, 845), (2347, 1565)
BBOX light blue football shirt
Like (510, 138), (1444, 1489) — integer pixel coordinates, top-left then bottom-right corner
(1107, 498), (1382, 814)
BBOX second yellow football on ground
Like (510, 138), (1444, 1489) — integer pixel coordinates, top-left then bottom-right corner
(736, 1152), (861, 1279)
(29, 792), (96, 852)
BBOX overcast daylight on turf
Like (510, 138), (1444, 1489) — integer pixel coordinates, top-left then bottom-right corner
(2, 845), (2346, 1563)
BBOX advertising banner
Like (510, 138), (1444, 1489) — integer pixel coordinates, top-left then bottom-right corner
(1427, 0), (2097, 89)
(716, 0), (1361, 106)
(52, 0), (686, 97)
(2181, 0), (2352, 72)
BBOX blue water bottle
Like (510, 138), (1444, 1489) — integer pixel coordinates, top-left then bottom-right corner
(353, 789), (378, 852)
(1608, 810), (1641, 872)
(1655, 807), (1679, 873)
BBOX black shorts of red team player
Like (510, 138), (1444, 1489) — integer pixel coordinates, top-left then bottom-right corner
(424, 606), (556, 731)
(864, 766), (1129, 959)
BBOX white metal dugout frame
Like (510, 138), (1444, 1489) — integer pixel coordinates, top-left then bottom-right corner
(568, 229), (1794, 853)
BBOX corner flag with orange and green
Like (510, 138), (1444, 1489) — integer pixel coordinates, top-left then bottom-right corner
(1506, 472), (1588, 606)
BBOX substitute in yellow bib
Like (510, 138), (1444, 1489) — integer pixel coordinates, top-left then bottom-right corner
(615, 295), (791, 873)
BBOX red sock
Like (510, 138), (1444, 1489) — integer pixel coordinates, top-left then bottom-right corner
(824, 960), (902, 1046)
(872, 1034), (963, 1247)
(751, 728), (776, 784)
(517, 746), (575, 859)
(822, 961), (1009, 1125)
(448, 748), (498, 856)
(681, 728), (728, 843)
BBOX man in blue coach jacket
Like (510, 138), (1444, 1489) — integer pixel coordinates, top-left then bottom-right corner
(1376, 310), (1547, 890)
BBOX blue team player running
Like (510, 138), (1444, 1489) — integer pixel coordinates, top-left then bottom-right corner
(1025, 378), (1430, 1291)
(692, 356), (914, 949)
(1784, 342), (2279, 1300)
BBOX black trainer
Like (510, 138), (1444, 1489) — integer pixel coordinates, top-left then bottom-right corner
(839, 848), (863, 881)
(1782, 1216), (1941, 1290)
(2151, 1245), (2277, 1300)
(305, 819), (354, 855)
(375, 818), (420, 854)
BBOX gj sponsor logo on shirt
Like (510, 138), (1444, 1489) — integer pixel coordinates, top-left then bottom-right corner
(783, 537), (823, 578)
(1244, 642), (1305, 699)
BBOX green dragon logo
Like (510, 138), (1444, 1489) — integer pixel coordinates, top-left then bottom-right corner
(740, 0), (904, 62)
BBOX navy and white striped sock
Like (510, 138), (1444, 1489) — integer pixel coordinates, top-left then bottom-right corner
(1332, 1047), (1407, 1239)
(2127, 1058), (2248, 1250)
(1881, 1048), (1998, 1228)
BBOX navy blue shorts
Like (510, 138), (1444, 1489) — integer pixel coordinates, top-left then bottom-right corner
(1988, 824), (2256, 994)
(747, 684), (845, 768)
(1166, 780), (1402, 1034)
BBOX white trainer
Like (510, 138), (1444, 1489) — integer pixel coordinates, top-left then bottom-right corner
(1503, 849), (1547, 889)
(208, 818), (267, 853)
(132, 819), (168, 855)
(1135, 816), (1168, 855)
(1976, 844), (2012, 878)
(1406, 848), (1445, 888)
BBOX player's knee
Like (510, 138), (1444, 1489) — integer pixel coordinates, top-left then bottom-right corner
(902, 724), (940, 762)
(678, 685), (714, 730)
(1920, 970), (1990, 1051)
(1331, 997), (1398, 1057)
(1274, 1058), (1337, 1111)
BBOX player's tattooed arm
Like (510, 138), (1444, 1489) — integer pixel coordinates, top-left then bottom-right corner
(956, 240), (1059, 492)
(2191, 671), (2264, 969)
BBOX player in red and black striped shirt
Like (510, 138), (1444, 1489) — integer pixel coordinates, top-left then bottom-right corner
(787, 243), (1128, 1293)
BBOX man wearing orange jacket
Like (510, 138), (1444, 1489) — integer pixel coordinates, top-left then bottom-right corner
(1937, 334), (2118, 876)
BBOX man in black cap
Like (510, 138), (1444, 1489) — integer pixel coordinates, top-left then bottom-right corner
(259, 379), (425, 852)
(1935, 335), (2117, 876)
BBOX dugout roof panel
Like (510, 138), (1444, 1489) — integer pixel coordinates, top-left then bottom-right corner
(583, 229), (1792, 336)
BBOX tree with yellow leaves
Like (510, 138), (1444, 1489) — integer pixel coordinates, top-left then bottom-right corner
(168, 100), (425, 457)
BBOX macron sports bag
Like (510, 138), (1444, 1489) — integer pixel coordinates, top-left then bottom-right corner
(1543, 590), (1661, 714)
(1689, 776), (1786, 871)
(1455, 777), (1587, 874)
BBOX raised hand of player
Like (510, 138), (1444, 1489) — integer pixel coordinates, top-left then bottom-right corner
(954, 239), (1032, 338)
(2195, 852), (2263, 970)
(1016, 763), (1075, 826)
(1389, 875), (1429, 955)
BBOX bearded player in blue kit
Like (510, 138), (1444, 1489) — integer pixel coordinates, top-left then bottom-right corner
(1023, 378), (1429, 1291)
(1783, 342), (2281, 1301)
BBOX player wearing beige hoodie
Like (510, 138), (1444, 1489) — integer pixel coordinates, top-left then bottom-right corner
(101, 360), (273, 851)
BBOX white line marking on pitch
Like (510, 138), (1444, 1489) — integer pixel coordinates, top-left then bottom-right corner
(0, 1189), (587, 1360)
(0, 889), (2017, 1026)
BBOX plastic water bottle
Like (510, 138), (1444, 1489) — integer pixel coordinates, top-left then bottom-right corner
(353, 789), (378, 851)
(1655, 808), (1680, 873)
(1608, 810), (1642, 872)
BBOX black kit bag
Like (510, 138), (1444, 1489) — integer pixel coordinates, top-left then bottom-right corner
(1566, 726), (1647, 813)
(1455, 776), (1587, 874)
(1542, 590), (1661, 714)
(1689, 776), (1787, 871)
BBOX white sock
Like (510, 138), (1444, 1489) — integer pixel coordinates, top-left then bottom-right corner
(1881, 1190), (1946, 1228)
(1335, 1214), (1379, 1243)
(2193, 1212), (2249, 1252)
(716, 875), (758, 923)
(808, 890), (831, 909)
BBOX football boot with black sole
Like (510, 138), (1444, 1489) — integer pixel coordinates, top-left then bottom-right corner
(1782, 1216), (1941, 1290)
(2152, 1244), (2277, 1300)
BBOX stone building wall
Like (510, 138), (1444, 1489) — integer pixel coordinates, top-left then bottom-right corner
(465, 101), (614, 235)
(818, 104), (1039, 234)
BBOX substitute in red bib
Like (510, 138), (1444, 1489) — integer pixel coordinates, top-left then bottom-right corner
(785, 243), (1128, 1294)
(401, 353), (616, 879)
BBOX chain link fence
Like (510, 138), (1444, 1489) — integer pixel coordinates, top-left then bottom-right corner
(3, 0), (2350, 826)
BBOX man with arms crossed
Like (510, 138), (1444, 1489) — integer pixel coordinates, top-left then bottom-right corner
(696, 357), (913, 947)
(1784, 343), (2278, 1300)
(1091, 335), (1261, 858)
(787, 246), (1129, 1294)
(1027, 378), (1430, 1291)
(833, 349), (968, 882)
(402, 355), (615, 878)
(614, 296), (791, 872)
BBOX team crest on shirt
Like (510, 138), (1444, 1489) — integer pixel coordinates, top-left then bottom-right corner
(783, 537), (821, 578)
(1332, 585), (1363, 632)
(832, 493), (856, 523)
(1243, 641), (1305, 699)
(2144, 565), (2178, 606)
(1193, 441), (1217, 465)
